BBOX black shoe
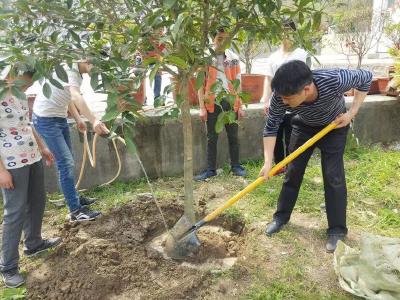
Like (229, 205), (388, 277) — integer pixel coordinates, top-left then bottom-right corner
(194, 169), (217, 181)
(80, 195), (96, 207)
(231, 165), (247, 177)
(24, 237), (62, 257)
(326, 234), (346, 253)
(70, 207), (101, 222)
(1, 268), (25, 288)
(265, 219), (285, 236)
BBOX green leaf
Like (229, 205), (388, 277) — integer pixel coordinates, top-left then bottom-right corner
(123, 128), (136, 156)
(13, 79), (27, 87)
(43, 82), (52, 99)
(90, 73), (99, 90)
(172, 13), (186, 41)
(231, 79), (240, 91)
(69, 30), (81, 44)
(163, 0), (177, 10)
(106, 93), (118, 106)
(67, 0), (73, 9)
(312, 12), (322, 31)
(102, 106), (120, 122)
(166, 56), (188, 69)
(11, 86), (26, 100)
(143, 57), (158, 66)
(299, 12), (304, 25)
(299, 0), (312, 7)
(50, 31), (59, 43)
(195, 72), (205, 90)
(0, 88), (8, 100)
(55, 64), (69, 83)
(215, 112), (225, 133)
(49, 78), (64, 90)
(149, 64), (160, 86)
(238, 91), (251, 103)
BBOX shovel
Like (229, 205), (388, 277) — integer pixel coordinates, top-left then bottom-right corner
(165, 122), (338, 259)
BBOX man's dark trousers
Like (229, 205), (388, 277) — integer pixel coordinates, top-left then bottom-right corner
(206, 100), (239, 170)
(274, 112), (294, 164)
(273, 117), (349, 235)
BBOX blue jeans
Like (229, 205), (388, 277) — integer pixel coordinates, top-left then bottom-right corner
(32, 114), (81, 212)
(1, 161), (45, 272)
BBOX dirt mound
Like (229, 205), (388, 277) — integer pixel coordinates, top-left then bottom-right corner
(26, 197), (244, 300)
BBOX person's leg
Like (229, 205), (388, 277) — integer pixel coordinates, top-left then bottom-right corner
(33, 116), (80, 212)
(1, 166), (29, 273)
(318, 126), (349, 236)
(274, 122), (285, 164)
(273, 125), (316, 223)
(154, 72), (162, 100)
(23, 161), (45, 250)
(283, 113), (295, 157)
(206, 105), (221, 171)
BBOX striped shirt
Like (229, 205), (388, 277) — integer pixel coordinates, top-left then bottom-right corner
(263, 68), (372, 137)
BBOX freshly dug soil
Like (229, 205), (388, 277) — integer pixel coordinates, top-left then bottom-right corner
(26, 197), (244, 300)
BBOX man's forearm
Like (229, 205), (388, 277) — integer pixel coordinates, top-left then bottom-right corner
(72, 97), (96, 124)
(349, 90), (368, 117)
(68, 102), (81, 121)
(263, 136), (277, 162)
(261, 76), (272, 102)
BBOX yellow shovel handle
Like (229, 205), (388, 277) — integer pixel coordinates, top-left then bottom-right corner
(203, 122), (338, 223)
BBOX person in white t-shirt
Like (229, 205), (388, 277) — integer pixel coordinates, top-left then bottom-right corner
(0, 69), (61, 288)
(32, 61), (109, 222)
(261, 20), (310, 172)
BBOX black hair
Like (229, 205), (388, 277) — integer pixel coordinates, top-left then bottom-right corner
(22, 70), (35, 78)
(271, 60), (313, 96)
(283, 18), (296, 31)
(212, 27), (225, 38)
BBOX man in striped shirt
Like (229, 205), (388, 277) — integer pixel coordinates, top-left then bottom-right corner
(259, 60), (372, 252)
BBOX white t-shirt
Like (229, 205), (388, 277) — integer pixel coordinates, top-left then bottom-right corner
(264, 48), (308, 78)
(216, 54), (229, 91)
(33, 64), (82, 118)
(0, 94), (41, 169)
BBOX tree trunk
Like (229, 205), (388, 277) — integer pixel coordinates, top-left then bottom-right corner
(178, 76), (196, 224)
(357, 54), (363, 69)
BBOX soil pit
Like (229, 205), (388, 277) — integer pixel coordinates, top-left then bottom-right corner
(148, 226), (240, 270)
(26, 197), (244, 300)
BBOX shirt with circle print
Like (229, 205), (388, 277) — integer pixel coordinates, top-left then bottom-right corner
(0, 94), (41, 169)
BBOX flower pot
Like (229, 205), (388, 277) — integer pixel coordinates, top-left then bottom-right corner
(377, 77), (389, 95)
(241, 74), (266, 104)
(172, 78), (199, 106)
(117, 79), (146, 111)
(368, 79), (380, 95)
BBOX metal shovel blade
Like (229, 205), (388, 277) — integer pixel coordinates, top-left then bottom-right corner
(164, 215), (201, 259)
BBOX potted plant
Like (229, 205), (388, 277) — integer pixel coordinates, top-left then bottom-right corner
(236, 31), (268, 104)
(385, 21), (400, 97)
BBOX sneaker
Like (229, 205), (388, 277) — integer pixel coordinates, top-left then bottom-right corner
(80, 195), (96, 207)
(231, 165), (247, 177)
(1, 268), (25, 288)
(69, 207), (101, 222)
(24, 237), (62, 257)
(194, 169), (217, 181)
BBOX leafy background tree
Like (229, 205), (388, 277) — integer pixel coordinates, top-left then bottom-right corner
(0, 0), (323, 222)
